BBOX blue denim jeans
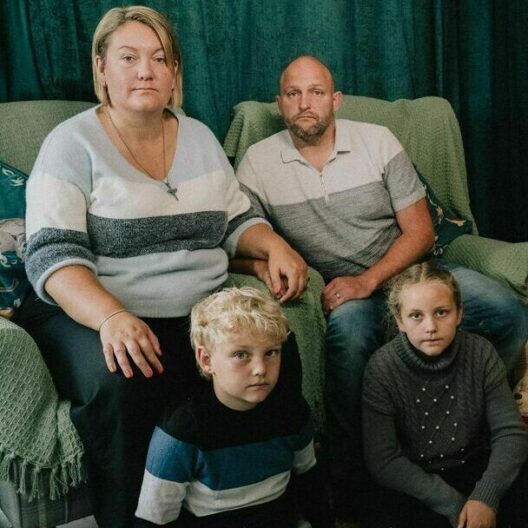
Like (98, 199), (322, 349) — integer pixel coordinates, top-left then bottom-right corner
(324, 259), (528, 483)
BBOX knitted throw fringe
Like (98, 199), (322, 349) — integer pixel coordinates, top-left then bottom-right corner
(0, 317), (85, 500)
(0, 448), (85, 501)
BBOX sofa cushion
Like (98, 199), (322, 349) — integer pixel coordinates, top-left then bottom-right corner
(0, 160), (30, 316)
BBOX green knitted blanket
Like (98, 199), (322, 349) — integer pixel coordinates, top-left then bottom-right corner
(0, 317), (85, 500)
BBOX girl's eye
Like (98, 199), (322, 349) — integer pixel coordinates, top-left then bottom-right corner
(234, 351), (248, 360)
(409, 313), (422, 320)
(266, 349), (280, 357)
(436, 309), (448, 317)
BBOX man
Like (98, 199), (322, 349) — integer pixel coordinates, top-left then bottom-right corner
(233, 55), (528, 521)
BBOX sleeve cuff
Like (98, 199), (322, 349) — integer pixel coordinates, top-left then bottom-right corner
(469, 480), (500, 511)
(223, 217), (271, 257)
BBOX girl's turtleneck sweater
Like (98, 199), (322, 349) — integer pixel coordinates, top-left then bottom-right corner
(362, 330), (528, 527)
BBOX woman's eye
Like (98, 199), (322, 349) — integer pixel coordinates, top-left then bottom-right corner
(154, 56), (166, 64)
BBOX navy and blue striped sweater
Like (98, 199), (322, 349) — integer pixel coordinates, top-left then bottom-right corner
(135, 383), (330, 527)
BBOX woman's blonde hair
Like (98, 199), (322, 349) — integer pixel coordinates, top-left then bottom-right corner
(386, 261), (462, 319)
(91, 5), (182, 107)
(190, 287), (289, 353)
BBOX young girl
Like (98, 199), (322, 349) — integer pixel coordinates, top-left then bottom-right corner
(361, 261), (528, 528)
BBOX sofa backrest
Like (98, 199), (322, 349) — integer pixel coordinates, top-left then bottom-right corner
(0, 96), (478, 233)
(0, 100), (95, 175)
(223, 95), (477, 233)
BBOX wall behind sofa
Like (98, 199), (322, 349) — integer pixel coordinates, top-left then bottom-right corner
(0, 0), (526, 243)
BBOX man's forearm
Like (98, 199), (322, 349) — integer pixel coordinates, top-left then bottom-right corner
(360, 230), (433, 290)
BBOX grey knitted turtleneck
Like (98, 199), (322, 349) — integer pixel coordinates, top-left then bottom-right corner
(362, 330), (528, 527)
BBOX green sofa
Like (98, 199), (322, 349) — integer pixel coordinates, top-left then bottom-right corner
(0, 96), (526, 528)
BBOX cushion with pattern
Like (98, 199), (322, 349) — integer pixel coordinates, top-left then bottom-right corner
(0, 160), (30, 316)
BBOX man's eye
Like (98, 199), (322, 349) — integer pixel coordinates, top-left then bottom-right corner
(287, 91), (298, 97)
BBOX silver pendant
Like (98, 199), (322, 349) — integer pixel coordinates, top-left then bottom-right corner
(163, 181), (178, 200)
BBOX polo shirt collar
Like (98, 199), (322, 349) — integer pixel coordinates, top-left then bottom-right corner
(280, 130), (304, 164)
(280, 119), (353, 165)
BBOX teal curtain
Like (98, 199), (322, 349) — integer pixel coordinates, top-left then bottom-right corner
(0, 0), (526, 242)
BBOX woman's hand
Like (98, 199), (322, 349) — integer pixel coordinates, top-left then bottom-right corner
(235, 224), (308, 303)
(44, 266), (164, 378)
(229, 258), (290, 299)
(457, 500), (496, 528)
(267, 242), (308, 303)
(99, 311), (163, 378)
(252, 259), (275, 292)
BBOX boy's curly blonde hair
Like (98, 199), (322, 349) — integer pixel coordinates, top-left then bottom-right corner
(190, 287), (289, 353)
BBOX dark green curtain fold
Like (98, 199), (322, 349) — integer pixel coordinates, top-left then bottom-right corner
(0, 0), (526, 242)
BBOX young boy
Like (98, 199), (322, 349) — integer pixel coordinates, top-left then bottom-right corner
(135, 287), (331, 527)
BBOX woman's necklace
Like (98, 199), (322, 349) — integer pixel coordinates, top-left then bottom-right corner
(105, 108), (178, 200)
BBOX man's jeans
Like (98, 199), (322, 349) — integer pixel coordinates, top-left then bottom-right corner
(324, 259), (528, 483)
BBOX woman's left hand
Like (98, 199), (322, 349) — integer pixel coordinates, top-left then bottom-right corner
(236, 224), (308, 303)
(457, 499), (496, 528)
(267, 242), (308, 303)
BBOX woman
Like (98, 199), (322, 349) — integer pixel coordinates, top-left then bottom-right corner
(20, 6), (307, 527)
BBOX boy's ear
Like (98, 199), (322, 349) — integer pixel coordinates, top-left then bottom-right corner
(195, 346), (213, 375)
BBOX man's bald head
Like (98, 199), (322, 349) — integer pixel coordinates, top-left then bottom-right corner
(276, 55), (341, 146)
(279, 56), (336, 94)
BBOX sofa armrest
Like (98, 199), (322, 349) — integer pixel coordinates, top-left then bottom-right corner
(226, 267), (326, 431)
(442, 234), (528, 300)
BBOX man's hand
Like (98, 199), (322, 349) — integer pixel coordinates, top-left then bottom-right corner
(457, 500), (496, 528)
(99, 311), (163, 379)
(322, 275), (377, 313)
(267, 243), (308, 303)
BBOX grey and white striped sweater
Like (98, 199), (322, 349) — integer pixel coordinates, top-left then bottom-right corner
(25, 108), (266, 317)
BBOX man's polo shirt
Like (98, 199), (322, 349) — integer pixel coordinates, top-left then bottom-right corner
(236, 119), (426, 282)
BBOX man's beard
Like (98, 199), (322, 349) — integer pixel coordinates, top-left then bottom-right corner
(286, 113), (331, 145)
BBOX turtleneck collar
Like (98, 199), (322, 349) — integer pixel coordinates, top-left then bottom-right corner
(394, 331), (461, 374)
